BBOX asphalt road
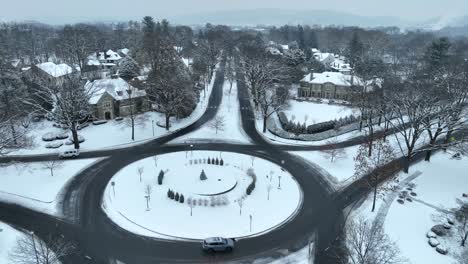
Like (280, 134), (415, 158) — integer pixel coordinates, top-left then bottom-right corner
(0, 61), (440, 264)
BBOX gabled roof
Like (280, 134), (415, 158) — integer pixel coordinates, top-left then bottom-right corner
(36, 62), (74, 77)
(301, 72), (364, 87)
(86, 77), (146, 105)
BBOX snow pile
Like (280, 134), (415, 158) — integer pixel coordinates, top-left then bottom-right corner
(283, 100), (357, 126)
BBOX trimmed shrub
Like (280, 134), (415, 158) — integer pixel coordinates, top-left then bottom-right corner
(167, 189), (171, 198)
(306, 121), (336, 134)
(220, 159), (224, 166)
(211, 158), (215, 164)
(189, 160), (193, 165)
(210, 196), (216, 207)
(215, 158), (219, 165)
(180, 194), (184, 203)
(200, 170), (208, 181)
(204, 199), (209, 206)
(170, 190), (175, 200)
(203, 158), (206, 164)
(208, 158), (211, 164)
(194, 159), (198, 164)
(175, 193), (180, 202)
(246, 182), (256, 195)
(158, 170), (164, 185)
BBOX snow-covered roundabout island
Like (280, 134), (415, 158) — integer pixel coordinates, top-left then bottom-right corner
(102, 151), (302, 240)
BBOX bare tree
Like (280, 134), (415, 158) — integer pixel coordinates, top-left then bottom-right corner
(321, 138), (347, 163)
(237, 197), (244, 216)
(208, 115), (226, 134)
(25, 74), (96, 150)
(266, 184), (272, 200)
(9, 233), (75, 264)
(137, 167), (144, 182)
(454, 199), (468, 247)
(144, 184), (153, 202)
(239, 45), (290, 133)
(42, 160), (64, 177)
(343, 217), (405, 264)
(354, 138), (396, 212)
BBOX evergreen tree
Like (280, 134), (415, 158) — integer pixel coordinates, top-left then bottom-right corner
(118, 57), (140, 81)
(158, 170), (164, 185)
(220, 159), (224, 166)
(175, 192), (180, 201)
(215, 157), (219, 165)
(207, 157), (211, 164)
(200, 169), (207, 181)
(180, 194), (184, 203)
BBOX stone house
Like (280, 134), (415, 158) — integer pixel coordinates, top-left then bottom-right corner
(298, 72), (365, 100)
(86, 77), (148, 120)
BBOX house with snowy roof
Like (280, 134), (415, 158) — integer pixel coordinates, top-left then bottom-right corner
(87, 49), (124, 69)
(26, 62), (76, 82)
(299, 71), (365, 100)
(86, 77), (148, 120)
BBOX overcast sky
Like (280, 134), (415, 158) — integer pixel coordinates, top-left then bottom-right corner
(1, 0), (467, 24)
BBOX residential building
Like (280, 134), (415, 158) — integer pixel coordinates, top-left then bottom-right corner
(298, 71), (364, 100)
(25, 62), (76, 82)
(86, 77), (148, 120)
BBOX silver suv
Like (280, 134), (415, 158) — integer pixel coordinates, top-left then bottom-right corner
(58, 149), (80, 159)
(202, 237), (235, 253)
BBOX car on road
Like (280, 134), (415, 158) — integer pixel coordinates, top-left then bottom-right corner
(58, 149), (80, 159)
(202, 237), (235, 253)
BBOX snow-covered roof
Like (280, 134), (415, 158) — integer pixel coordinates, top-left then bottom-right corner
(330, 58), (352, 73)
(301, 72), (363, 87)
(86, 78), (146, 105)
(36, 62), (74, 77)
(105, 50), (121, 61)
(118, 48), (130, 56)
(313, 52), (334, 63)
(266, 47), (282, 55)
(182, 58), (193, 67)
(281, 45), (289, 51)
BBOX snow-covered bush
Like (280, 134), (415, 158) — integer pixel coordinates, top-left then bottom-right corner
(92, 120), (107, 125)
(175, 193), (180, 202)
(42, 132), (57, 142)
(55, 132), (69, 140)
(220, 159), (224, 166)
(45, 142), (63, 149)
(246, 168), (257, 195)
(215, 158), (219, 165)
(179, 194), (184, 203)
(207, 158), (211, 164)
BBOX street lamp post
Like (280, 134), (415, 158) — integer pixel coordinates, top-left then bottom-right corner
(190, 144), (194, 156)
(152, 120), (155, 137)
(111, 181), (115, 197)
(278, 175), (282, 190)
(249, 214), (253, 232)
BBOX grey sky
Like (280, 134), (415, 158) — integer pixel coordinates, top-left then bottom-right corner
(1, 0), (467, 24)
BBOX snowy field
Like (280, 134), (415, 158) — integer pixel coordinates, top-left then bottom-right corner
(173, 80), (252, 144)
(0, 158), (101, 215)
(283, 100), (357, 126)
(103, 151), (302, 240)
(5, 71), (216, 156)
(350, 152), (468, 264)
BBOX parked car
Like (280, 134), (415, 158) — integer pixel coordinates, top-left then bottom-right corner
(201, 237), (235, 253)
(58, 149), (80, 159)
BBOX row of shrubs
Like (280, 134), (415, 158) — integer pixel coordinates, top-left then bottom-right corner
(187, 196), (229, 207)
(167, 189), (185, 203)
(189, 157), (224, 166)
(278, 111), (359, 135)
(246, 168), (257, 195)
(158, 170), (164, 185)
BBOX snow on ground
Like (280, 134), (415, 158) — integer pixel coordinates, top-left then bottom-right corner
(289, 129), (431, 188)
(172, 80), (252, 144)
(0, 158), (101, 215)
(283, 100), (356, 126)
(0, 222), (21, 264)
(6, 70), (217, 156)
(350, 152), (468, 264)
(103, 151), (302, 240)
(252, 242), (314, 264)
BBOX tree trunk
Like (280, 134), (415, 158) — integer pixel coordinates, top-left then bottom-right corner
(71, 123), (80, 149)
(372, 183), (377, 212)
(462, 232), (467, 246)
(402, 156), (410, 174)
(263, 116), (267, 133)
(9, 118), (17, 145)
(165, 115), (170, 131)
(229, 81), (233, 94)
(131, 117), (135, 141)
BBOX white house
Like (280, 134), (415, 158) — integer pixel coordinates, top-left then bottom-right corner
(299, 71), (364, 100)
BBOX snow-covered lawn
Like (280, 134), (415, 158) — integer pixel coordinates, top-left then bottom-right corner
(350, 152), (468, 264)
(283, 100), (356, 126)
(103, 151), (302, 240)
(0, 158), (101, 215)
(5, 71), (216, 156)
(173, 80), (252, 144)
(0, 222), (21, 264)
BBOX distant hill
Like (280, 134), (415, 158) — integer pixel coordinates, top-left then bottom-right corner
(170, 8), (409, 27)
